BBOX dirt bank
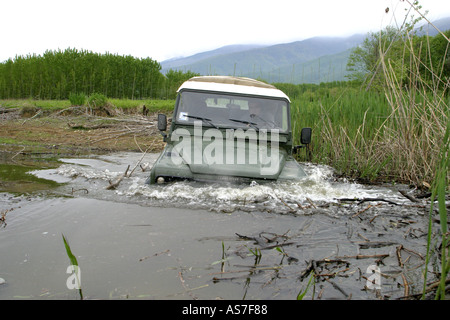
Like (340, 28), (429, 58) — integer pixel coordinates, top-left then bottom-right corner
(0, 107), (167, 158)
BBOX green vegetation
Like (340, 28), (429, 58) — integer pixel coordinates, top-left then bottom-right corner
(0, 99), (71, 110)
(108, 98), (175, 113)
(287, 82), (447, 186)
(423, 121), (449, 300)
(282, 19), (449, 188)
(0, 98), (176, 114)
(62, 234), (83, 300)
(68, 92), (87, 106)
(0, 48), (198, 100)
(0, 4), (447, 300)
(297, 271), (315, 300)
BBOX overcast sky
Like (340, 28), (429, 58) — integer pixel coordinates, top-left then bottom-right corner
(2, 0), (450, 63)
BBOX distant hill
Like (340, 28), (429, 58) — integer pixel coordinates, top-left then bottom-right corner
(415, 16), (450, 36)
(161, 44), (267, 71)
(160, 17), (450, 84)
(267, 49), (354, 84)
(161, 35), (364, 84)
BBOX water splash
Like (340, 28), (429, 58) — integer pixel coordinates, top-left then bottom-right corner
(30, 152), (403, 215)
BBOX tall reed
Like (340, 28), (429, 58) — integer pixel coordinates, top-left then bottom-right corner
(381, 19), (449, 298)
(291, 87), (397, 181)
(291, 28), (449, 187)
(422, 115), (449, 299)
(379, 33), (449, 186)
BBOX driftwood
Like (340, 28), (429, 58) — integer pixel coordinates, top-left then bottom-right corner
(67, 122), (114, 130)
(106, 165), (130, 190)
(398, 190), (420, 203)
(127, 141), (156, 177)
(0, 107), (19, 114)
(21, 109), (42, 125)
(338, 197), (399, 206)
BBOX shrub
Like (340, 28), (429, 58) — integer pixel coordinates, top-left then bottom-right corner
(87, 93), (108, 108)
(69, 92), (87, 106)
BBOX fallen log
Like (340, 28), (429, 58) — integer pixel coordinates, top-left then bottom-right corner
(0, 107), (19, 114)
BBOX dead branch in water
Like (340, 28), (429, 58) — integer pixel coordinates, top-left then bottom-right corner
(127, 138), (156, 177)
(338, 197), (399, 206)
(398, 190), (420, 203)
(352, 203), (382, 218)
(106, 165), (130, 190)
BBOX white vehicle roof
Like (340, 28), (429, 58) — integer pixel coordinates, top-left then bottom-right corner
(177, 76), (290, 102)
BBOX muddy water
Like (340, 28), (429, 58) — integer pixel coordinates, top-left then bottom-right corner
(0, 152), (442, 299)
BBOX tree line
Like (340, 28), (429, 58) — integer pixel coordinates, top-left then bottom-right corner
(0, 48), (198, 100)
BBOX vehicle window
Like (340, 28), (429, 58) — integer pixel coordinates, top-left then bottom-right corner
(176, 91), (288, 132)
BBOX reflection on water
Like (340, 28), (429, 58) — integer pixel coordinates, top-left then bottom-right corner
(0, 152), (439, 300)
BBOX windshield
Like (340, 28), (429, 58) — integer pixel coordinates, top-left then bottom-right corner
(174, 91), (289, 132)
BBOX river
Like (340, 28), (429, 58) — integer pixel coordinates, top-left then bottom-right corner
(0, 152), (442, 299)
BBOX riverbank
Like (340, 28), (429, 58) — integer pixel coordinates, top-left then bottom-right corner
(0, 106), (167, 158)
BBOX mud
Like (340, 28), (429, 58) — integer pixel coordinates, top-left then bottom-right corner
(0, 112), (166, 156)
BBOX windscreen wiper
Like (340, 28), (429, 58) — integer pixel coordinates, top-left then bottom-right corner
(186, 115), (219, 129)
(229, 118), (259, 130)
(250, 114), (276, 128)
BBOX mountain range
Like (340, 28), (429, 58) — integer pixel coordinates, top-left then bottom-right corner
(161, 17), (450, 84)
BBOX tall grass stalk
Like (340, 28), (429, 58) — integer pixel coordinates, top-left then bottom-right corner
(380, 37), (448, 186)
(297, 271), (315, 300)
(422, 120), (449, 299)
(62, 234), (83, 300)
(380, 19), (449, 298)
(291, 26), (448, 188)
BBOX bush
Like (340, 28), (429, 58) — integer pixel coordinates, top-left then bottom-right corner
(69, 93), (87, 106)
(87, 93), (108, 108)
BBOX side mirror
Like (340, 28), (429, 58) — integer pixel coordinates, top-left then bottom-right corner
(293, 128), (312, 161)
(157, 114), (168, 142)
(157, 114), (167, 131)
(300, 127), (311, 145)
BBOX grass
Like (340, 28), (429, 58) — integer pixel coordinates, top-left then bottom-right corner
(297, 271), (315, 300)
(62, 234), (83, 300)
(0, 99), (71, 110)
(109, 98), (175, 113)
(423, 119), (449, 300)
(0, 98), (175, 113)
(291, 88), (395, 180)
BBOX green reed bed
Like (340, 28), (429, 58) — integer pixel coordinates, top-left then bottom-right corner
(291, 88), (397, 182)
(291, 77), (448, 187)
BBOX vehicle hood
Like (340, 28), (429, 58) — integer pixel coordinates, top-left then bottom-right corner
(172, 139), (286, 180)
